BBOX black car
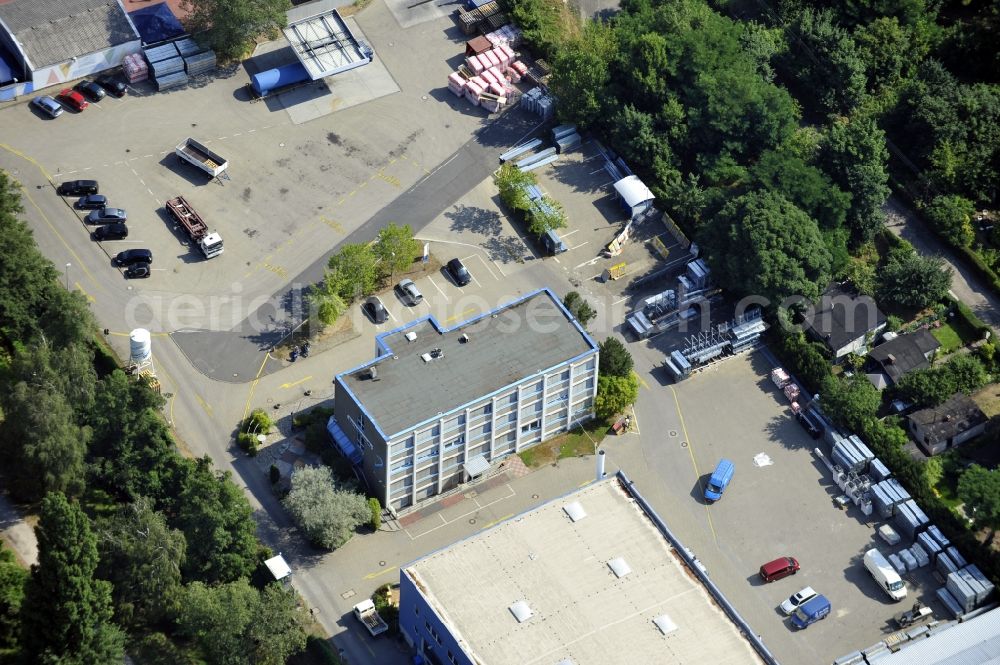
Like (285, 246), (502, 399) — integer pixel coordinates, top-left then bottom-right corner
(362, 296), (388, 324)
(113, 248), (153, 267)
(95, 74), (127, 98)
(73, 80), (106, 102)
(93, 223), (128, 240)
(57, 179), (98, 196)
(86, 207), (127, 225)
(124, 262), (151, 279)
(796, 410), (823, 440)
(446, 258), (472, 286)
(74, 194), (108, 210)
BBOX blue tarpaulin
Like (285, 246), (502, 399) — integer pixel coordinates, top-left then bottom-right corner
(129, 2), (185, 45)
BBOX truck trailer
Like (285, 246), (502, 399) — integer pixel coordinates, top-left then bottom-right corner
(175, 138), (229, 180)
(165, 196), (224, 259)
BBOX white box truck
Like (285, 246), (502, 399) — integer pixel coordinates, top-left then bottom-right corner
(864, 548), (907, 601)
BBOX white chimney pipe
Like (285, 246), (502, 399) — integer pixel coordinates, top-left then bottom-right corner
(596, 449), (606, 481)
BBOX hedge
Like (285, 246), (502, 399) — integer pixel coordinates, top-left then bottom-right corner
(946, 295), (992, 340)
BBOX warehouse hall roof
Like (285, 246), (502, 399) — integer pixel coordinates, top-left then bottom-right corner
(282, 8), (371, 80)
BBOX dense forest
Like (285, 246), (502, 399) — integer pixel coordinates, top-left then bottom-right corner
(508, 0), (1000, 302)
(0, 171), (308, 664)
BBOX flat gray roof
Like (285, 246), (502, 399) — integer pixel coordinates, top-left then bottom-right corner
(0, 0), (138, 69)
(870, 607), (1000, 664)
(282, 8), (369, 80)
(340, 290), (596, 438)
(403, 478), (764, 665)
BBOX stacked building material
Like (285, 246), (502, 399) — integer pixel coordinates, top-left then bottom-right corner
(964, 564), (995, 605)
(927, 525), (950, 549)
(485, 24), (523, 48)
(910, 542), (930, 568)
(155, 71), (189, 90)
(515, 147), (557, 170)
(144, 43), (179, 65)
(936, 587), (963, 618)
(482, 12), (508, 33)
(832, 437), (874, 474)
(888, 552), (906, 575)
(448, 72), (467, 97)
(458, 7), (483, 35)
(520, 87), (554, 119)
(499, 139), (544, 162)
(184, 50), (217, 76)
(555, 132), (581, 153)
(917, 531), (942, 561)
(123, 53), (148, 83)
(151, 57), (184, 78)
(878, 524), (901, 546)
(464, 77), (485, 106)
(783, 383), (800, 403)
(480, 93), (504, 113)
(174, 38), (200, 57)
(508, 60), (527, 82)
(946, 570), (978, 613)
(936, 551), (959, 576)
(898, 548), (917, 571)
(946, 546), (967, 569)
(894, 499), (930, 539)
(770, 368), (790, 389)
(868, 458), (892, 482)
(871, 478), (912, 518)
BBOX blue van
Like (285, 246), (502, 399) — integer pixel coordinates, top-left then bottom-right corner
(790, 594), (831, 629)
(704, 459), (735, 502)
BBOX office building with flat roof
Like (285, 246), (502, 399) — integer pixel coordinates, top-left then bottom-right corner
(399, 476), (767, 665)
(330, 289), (599, 513)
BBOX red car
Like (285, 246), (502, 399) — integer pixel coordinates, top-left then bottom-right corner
(57, 88), (88, 111)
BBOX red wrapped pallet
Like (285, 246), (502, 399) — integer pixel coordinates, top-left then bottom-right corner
(484, 49), (501, 69)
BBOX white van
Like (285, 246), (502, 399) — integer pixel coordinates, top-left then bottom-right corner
(864, 548), (907, 601)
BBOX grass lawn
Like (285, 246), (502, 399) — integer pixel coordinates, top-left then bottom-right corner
(973, 385), (1000, 419)
(932, 323), (965, 353)
(519, 418), (609, 468)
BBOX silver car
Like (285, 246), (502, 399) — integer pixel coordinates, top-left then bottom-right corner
(396, 279), (423, 306)
(779, 586), (817, 616)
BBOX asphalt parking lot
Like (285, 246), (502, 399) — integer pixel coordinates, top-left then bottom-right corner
(631, 352), (946, 664)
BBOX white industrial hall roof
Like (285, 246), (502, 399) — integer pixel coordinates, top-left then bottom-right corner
(869, 607), (1000, 664)
(402, 478), (764, 665)
(613, 175), (654, 207)
(282, 7), (369, 80)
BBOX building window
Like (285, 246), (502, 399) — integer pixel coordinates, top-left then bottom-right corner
(444, 435), (465, 450)
(561, 369), (571, 381)
(521, 420), (540, 433)
(416, 449), (439, 463)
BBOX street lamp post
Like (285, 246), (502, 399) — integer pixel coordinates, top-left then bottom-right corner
(64, 263), (71, 290)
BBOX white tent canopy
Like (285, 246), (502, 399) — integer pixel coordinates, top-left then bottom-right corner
(265, 554), (292, 581)
(613, 175), (654, 208)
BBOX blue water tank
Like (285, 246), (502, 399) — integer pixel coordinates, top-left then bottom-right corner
(251, 62), (310, 96)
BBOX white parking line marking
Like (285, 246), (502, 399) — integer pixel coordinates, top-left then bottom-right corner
(142, 154), (152, 158)
(553, 256), (561, 263)
(571, 241), (589, 250)
(561, 229), (580, 238)
(576, 257), (601, 270)
(427, 275), (449, 301)
(463, 254), (497, 281)
(613, 296), (628, 305)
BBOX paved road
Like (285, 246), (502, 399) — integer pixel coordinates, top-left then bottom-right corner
(171, 109), (544, 382)
(0, 493), (37, 567)
(885, 195), (1000, 333)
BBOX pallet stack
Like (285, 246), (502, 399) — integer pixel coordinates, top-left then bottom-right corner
(122, 53), (148, 83)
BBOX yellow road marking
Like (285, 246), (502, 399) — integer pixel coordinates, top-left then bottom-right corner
(74, 282), (95, 302)
(480, 513), (514, 530)
(194, 393), (213, 416)
(636, 373), (649, 390)
(629, 405), (641, 434)
(0, 143), (52, 180)
(363, 566), (398, 580)
(446, 307), (478, 324)
(280, 376), (312, 389)
(577, 479), (591, 488)
(670, 386), (718, 546)
(241, 352), (273, 422)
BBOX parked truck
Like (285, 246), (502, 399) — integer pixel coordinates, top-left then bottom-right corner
(353, 599), (388, 637)
(165, 196), (224, 258)
(175, 138), (229, 179)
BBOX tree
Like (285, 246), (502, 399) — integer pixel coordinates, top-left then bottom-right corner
(700, 191), (832, 305)
(374, 223), (421, 280)
(283, 467), (370, 550)
(958, 465), (1000, 542)
(819, 115), (891, 245)
(20, 493), (125, 664)
(308, 274), (347, 327)
(598, 337), (633, 378)
(563, 292), (596, 328)
(594, 374), (639, 421)
(326, 243), (379, 302)
(895, 367), (955, 408)
(95, 497), (186, 629)
(853, 16), (927, 94)
(174, 457), (258, 584)
(182, 0), (290, 61)
(925, 195), (975, 247)
(550, 22), (616, 127)
(495, 163), (535, 213)
(526, 196), (568, 236)
(0, 379), (86, 502)
(751, 148), (850, 231)
(782, 8), (868, 115)
(876, 249), (951, 309)
(0, 544), (27, 651)
(178, 580), (308, 665)
(820, 374), (880, 432)
(943, 354), (989, 395)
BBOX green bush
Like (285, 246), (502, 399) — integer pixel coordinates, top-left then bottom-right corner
(269, 464), (281, 485)
(237, 432), (260, 456)
(948, 296), (992, 340)
(304, 636), (343, 665)
(368, 498), (382, 531)
(242, 408), (274, 435)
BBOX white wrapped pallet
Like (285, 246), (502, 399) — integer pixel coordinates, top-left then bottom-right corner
(911, 543), (930, 568)
(946, 571), (977, 612)
(878, 524), (901, 546)
(947, 546), (967, 569)
(888, 553), (906, 576)
(964, 564), (995, 605)
(928, 525), (950, 549)
(899, 548), (918, 571)
(936, 587), (963, 618)
(869, 458), (891, 481)
(917, 531), (941, 560)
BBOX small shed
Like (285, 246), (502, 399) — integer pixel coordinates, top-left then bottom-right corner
(613, 175), (654, 220)
(265, 554), (292, 583)
(465, 36), (492, 56)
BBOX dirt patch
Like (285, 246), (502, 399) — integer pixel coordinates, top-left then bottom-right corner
(274, 315), (360, 360)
